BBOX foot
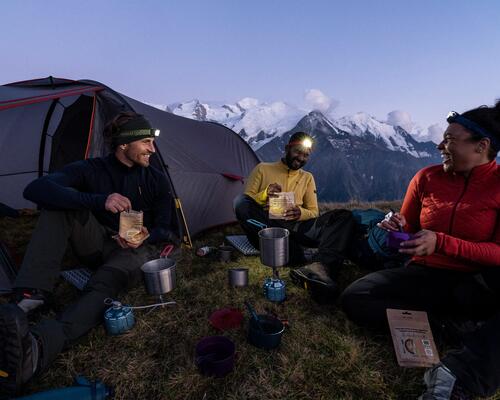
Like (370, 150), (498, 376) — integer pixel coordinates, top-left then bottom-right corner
(0, 304), (39, 397)
(419, 363), (472, 400)
(289, 262), (339, 304)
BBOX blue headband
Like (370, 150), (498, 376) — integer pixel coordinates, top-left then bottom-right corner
(447, 111), (499, 149)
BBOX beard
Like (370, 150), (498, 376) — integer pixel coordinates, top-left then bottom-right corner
(284, 154), (306, 170)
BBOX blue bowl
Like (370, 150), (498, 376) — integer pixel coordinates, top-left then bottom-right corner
(247, 314), (284, 350)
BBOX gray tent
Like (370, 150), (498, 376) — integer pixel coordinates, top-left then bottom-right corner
(0, 77), (259, 245)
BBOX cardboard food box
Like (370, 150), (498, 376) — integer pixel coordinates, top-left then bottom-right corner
(386, 308), (440, 368)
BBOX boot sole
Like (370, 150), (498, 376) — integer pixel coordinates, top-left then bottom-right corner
(289, 270), (339, 304)
(0, 304), (29, 398)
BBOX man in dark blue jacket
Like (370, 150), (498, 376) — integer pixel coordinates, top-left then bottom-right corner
(0, 112), (176, 396)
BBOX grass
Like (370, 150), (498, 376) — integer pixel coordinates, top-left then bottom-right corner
(0, 202), (496, 399)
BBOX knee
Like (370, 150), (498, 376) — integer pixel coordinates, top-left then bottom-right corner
(339, 279), (370, 322)
(233, 194), (255, 219)
(85, 267), (130, 296)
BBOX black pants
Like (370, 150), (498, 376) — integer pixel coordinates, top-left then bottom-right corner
(340, 264), (500, 397)
(233, 194), (355, 272)
(14, 210), (157, 370)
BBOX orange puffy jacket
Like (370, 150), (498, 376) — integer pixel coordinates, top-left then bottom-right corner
(401, 160), (500, 271)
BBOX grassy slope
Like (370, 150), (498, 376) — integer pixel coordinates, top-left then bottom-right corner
(0, 202), (495, 399)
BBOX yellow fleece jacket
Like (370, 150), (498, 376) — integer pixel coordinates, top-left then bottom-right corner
(244, 160), (319, 221)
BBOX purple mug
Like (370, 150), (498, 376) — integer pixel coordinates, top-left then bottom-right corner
(386, 231), (414, 249)
(195, 336), (235, 377)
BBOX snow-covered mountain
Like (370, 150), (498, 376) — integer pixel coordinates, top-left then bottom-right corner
(164, 99), (436, 159)
(154, 98), (441, 201)
(166, 98), (305, 149)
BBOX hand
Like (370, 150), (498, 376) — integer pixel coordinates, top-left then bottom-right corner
(377, 211), (407, 232)
(115, 227), (149, 249)
(399, 229), (437, 256)
(105, 193), (132, 213)
(283, 206), (301, 221)
(267, 183), (282, 197)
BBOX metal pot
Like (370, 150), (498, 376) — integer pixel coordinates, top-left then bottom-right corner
(258, 227), (289, 268)
(247, 314), (285, 350)
(141, 245), (176, 296)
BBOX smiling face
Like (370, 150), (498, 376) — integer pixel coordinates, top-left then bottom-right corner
(437, 123), (483, 174)
(284, 144), (312, 170)
(118, 138), (156, 167)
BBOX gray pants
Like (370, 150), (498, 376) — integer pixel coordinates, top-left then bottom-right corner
(14, 210), (157, 369)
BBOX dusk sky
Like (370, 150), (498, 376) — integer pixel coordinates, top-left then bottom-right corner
(3, 0), (500, 139)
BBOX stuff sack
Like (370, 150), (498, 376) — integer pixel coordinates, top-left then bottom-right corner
(348, 209), (410, 270)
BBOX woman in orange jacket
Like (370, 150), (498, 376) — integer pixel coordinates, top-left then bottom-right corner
(341, 101), (500, 400)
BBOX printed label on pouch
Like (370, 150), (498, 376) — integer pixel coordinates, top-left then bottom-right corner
(386, 309), (440, 368)
(269, 192), (295, 219)
(119, 210), (148, 244)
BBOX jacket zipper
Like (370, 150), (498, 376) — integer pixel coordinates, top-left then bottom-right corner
(448, 175), (470, 234)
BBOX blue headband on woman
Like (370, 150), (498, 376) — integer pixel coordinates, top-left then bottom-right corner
(447, 111), (499, 149)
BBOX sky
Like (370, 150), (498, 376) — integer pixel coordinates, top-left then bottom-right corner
(2, 0), (500, 141)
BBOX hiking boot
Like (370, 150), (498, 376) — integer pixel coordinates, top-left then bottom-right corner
(289, 262), (339, 304)
(10, 288), (47, 314)
(0, 304), (40, 397)
(419, 363), (472, 400)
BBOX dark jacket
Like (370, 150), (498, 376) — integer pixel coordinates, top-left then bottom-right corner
(23, 154), (175, 244)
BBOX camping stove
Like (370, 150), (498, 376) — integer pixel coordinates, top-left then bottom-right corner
(103, 299), (135, 335)
(263, 276), (286, 303)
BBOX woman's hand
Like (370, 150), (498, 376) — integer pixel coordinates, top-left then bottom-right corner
(399, 229), (437, 256)
(377, 211), (407, 232)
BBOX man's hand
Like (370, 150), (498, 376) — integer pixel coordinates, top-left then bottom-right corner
(377, 211), (407, 232)
(283, 206), (301, 221)
(399, 229), (437, 256)
(105, 193), (132, 213)
(115, 227), (149, 249)
(267, 183), (282, 197)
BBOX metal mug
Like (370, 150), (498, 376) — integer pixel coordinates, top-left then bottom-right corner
(141, 245), (176, 296)
(219, 245), (233, 262)
(228, 268), (249, 287)
(258, 227), (289, 268)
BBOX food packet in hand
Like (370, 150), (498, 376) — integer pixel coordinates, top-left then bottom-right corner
(269, 192), (295, 219)
(119, 210), (147, 244)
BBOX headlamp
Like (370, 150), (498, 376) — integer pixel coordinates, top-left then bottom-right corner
(118, 128), (160, 138)
(302, 138), (312, 148)
(288, 137), (314, 149)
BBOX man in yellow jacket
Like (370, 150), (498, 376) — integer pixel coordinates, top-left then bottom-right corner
(234, 132), (355, 303)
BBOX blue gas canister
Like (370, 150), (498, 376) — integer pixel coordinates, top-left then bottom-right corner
(263, 278), (286, 302)
(103, 300), (135, 335)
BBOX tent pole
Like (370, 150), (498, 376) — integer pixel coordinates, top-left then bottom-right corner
(154, 145), (193, 248)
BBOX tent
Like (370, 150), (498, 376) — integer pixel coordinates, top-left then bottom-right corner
(0, 77), (259, 246)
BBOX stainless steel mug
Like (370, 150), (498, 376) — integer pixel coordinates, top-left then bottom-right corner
(219, 245), (233, 262)
(228, 268), (249, 287)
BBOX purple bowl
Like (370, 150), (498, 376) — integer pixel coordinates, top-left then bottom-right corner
(195, 336), (235, 377)
(386, 231), (414, 249)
